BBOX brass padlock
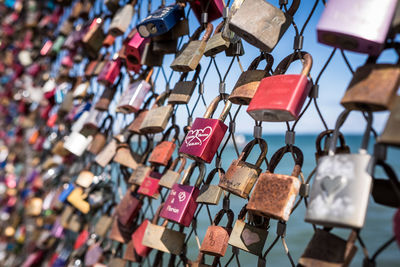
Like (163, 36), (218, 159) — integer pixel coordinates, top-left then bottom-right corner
(108, 1), (136, 36)
(139, 91), (173, 134)
(229, 0), (300, 52)
(95, 137), (118, 167)
(67, 213), (85, 233)
(219, 138), (268, 199)
(298, 229), (358, 267)
(379, 96), (400, 146)
(168, 65), (201, 105)
(204, 21), (230, 57)
(75, 170), (95, 188)
(129, 164), (154, 186)
(159, 156), (186, 189)
(67, 187), (90, 214)
(87, 115), (114, 155)
(197, 168), (224, 205)
(82, 17), (106, 59)
(229, 53), (273, 105)
(170, 23), (213, 72)
(94, 204), (116, 237)
(341, 55), (400, 111)
(247, 145), (303, 222)
(228, 205), (269, 255)
(113, 134), (147, 169)
(127, 93), (159, 134)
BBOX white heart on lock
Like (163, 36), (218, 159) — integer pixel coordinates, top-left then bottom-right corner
(185, 126), (213, 146)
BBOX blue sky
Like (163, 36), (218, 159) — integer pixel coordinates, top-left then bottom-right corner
(97, 0), (397, 134)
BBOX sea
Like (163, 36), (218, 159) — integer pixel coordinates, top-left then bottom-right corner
(155, 134), (400, 267)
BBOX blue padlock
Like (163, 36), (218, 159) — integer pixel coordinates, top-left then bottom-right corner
(58, 183), (75, 203)
(136, 4), (184, 38)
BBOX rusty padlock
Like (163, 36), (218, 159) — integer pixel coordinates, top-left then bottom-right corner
(229, 53), (273, 105)
(168, 65), (201, 105)
(200, 209), (234, 257)
(219, 138), (268, 199)
(247, 145), (304, 222)
(170, 23), (213, 72)
(148, 124), (179, 166)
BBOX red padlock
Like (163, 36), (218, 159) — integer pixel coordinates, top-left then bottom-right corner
(124, 29), (149, 73)
(179, 94), (231, 163)
(247, 52), (313, 122)
(148, 125), (179, 166)
(189, 0), (224, 23)
(117, 190), (143, 226)
(97, 53), (122, 86)
(137, 168), (163, 199)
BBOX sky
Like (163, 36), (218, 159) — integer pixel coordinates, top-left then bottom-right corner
(86, 0), (398, 135)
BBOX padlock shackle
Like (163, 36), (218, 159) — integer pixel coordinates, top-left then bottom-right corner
(191, 64), (201, 81)
(248, 53), (274, 73)
(237, 204), (269, 227)
(144, 68), (154, 83)
(152, 203), (164, 224)
(190, 23), (214, 42)
(214, 20), (225, 34)
(329, 110), (373, 155)
(161, 124), (180, 142)
(169, 156), (186, 173)
(285, 0), (300, 17)
(99, 114), (114, 135)
(239, 138), (268, 168)
(273, 51), (312, 77)
(152, 90), (170, 108)
(213, 208), (234, 229)
(268, 145), (303, 177)
(203, 93), (231, 121)
(315, 129), (347, 155)
(125, 133), (152, 164)
(142, 92), (159, 110)
(204, 167), (225, 185)
(179, 161), (205, 187)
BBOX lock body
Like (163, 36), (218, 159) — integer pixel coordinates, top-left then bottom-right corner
(228, 219), (268, 255)
(131, 219), (152, 257)
(200, 225), (230, 257)
(116, 80), (151, 114)
(189, 0), (224, 23)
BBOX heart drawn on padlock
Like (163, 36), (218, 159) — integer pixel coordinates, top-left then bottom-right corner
(241, 228), (261, 246)
(185, 126), (213, 146)
(321, 175), (347, 200)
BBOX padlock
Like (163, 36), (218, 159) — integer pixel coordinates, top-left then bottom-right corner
(179, 94), (232, 163)
(75, 170), (95, 188)
(152, 38), (177, 55)
(67, 187), (90, 214)
(103, 33), (116, 47)
(222, 0), (244, 43)
(95, 138), (118, 167)
(109, 219), (126, 243)
(59, 19), (74, 36)
(94, 203), (116, 237)
(116, 190), (143, 226)
(123, 240), (140, 262)
(70, 1), (83, 20)
(137, 170), (163, 199)
(148, 124), (179, 166)
(200, 209), (234, 257)
(247, 52), (313, 121)
(105, 0), (120, 13)
(204, 21), (230, 57)
(229, 53), (273, 105)
(136, 3), (184, 38)
(116, 69), (153, 114)
(305, 110), (373, 228)
(340, 54), (400, 111)
(97, 54), (122, 86)
(129, 163), (156, 186)
(197, 168), (224, 205)
(168, 65), (201, 105)
(371, 160), (400, 208)
(142, 204), (186, 255)
(159, 156), (186, 189)
(139, 91), (173, 134)
(87, 115), (113, 155)
(378, 96), (400, 146)
(84, 242), (103, 266)
(108, 244), (127, 267)
(79, 0), (92, 19)
(113, 134), (144, 169)
(229, 0), (299, 52)
(131, 204), (163, 258)
(298, 229), (358, 267)
(93, 55), (109, 77)
(315, 130), (350, 163)
(170, 23), (213, 72)
(26, 197), (43, 216)
(40, 40), (53, 56)
(73, 81), (90, 99)
(140, 41), (164, 66)
(63, 131), (93, 157)
(124, 29), (149, 72)
(95, 76), (121, 111)
(247, 145), (303, 222)
(317, 0), (397, 55)
(228, 205), (269, 255)
(189, 0), (224, 23)
(82, 17), (106, 59)
(219, 138), (267, 198)
(51, 36), (66, 55)
(160, 162), (205, 227)
(127, 93), (159, 134)
(108, 0), (136, 36)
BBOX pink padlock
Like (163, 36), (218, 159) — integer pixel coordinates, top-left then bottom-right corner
(97, 54), (122, 86)
(189, 0), (224, 23)
(124, 29), (149, 73)
(137, 170), (163, 199)
(179, 94), (231, 163)
(160, 162), (205, 227)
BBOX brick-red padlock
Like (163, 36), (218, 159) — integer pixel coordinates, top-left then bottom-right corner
(97, 53), (122, 86)
(179, 94), (232, 163)
(117, 189), (143, 226)
(189, 0), (224, 23)
(200, 208), (234, 257)
(148, 124), (180, 166)
(124, 29), (149, 73)
(247, 52), (313, 122)
(160, 162), (205, 227)
(137, 166), (163, 199)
